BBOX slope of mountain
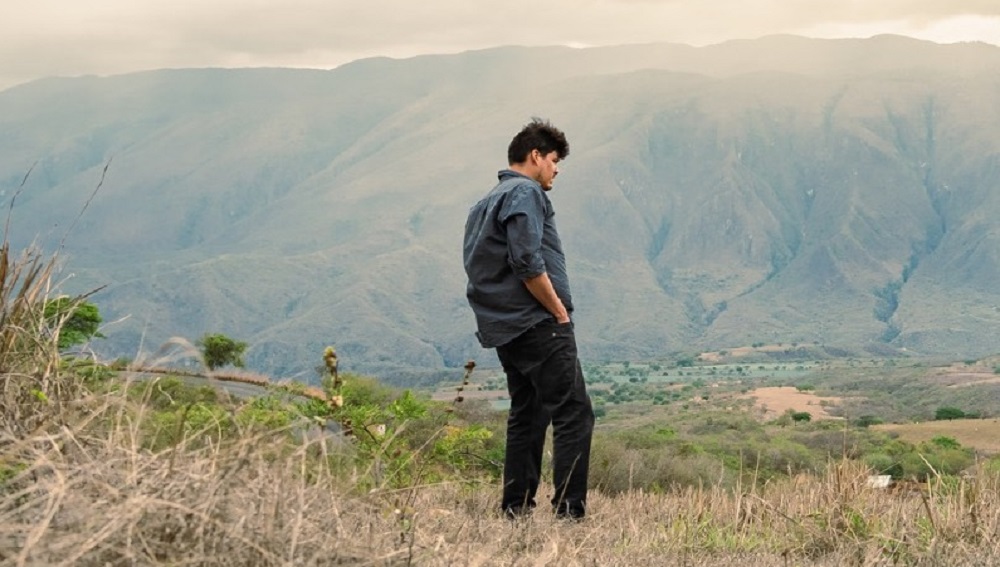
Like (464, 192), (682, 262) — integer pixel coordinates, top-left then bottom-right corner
(3, 36), (1000, 381)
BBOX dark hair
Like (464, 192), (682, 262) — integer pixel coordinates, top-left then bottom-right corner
(507, 118), (569, 164)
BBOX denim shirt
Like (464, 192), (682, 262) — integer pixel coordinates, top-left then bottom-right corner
(463, 170), (574, 348)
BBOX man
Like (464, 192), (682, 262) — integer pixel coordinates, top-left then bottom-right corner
(463, 118), (594, 520)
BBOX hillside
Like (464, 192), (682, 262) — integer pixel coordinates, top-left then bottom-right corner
(7, 240), (1000, 565)
(3, 35), (1000, 380)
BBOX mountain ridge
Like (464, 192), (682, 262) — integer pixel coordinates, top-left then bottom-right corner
(4, 35), (1000, 381)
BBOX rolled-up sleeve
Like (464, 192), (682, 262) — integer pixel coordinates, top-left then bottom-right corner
(498, 185), (547, 280)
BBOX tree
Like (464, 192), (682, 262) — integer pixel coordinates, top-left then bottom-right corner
(676, 357), (695, 368)
(197, 333), (248, 371)
(791, 411), (812, 423)
(855, 415), (883, 428)
(934, 407), (965, 421)
(43, 297), (104, 350)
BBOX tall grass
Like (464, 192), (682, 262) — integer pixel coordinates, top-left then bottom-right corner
(6, 415), (1000, 565)
(4, 238), (1000, 564)
(0, 239), (68, 436)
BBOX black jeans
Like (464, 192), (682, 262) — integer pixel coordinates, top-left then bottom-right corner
(495, 319), (594, 517)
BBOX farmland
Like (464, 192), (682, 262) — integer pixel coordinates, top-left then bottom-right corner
(433, 347), (1000, 460)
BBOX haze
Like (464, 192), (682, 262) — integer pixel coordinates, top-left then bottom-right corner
(3, 0), (999, 91)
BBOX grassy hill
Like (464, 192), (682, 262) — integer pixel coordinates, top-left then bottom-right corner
(876, 419), (1000, 454)
(9, 238), (1000, 565)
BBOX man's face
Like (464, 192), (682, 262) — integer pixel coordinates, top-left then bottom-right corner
(531, 150), (561, 191)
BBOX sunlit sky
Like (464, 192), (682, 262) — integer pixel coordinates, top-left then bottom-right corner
(3, 0), (999, 91)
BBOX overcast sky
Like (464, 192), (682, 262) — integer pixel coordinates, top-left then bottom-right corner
(3, 0), (999, 91)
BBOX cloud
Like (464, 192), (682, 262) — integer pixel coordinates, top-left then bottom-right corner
(2, 0), (999, 91)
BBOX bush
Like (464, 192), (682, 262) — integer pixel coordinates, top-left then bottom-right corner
(61, 357), (114, 382)
(793, 429), (867, 459)
(855, 415), (883, 428)
(197, 333), (248, 371)
(935, 407), (966, 421)
(334, 374), (396, 407)
(930, 435), (961, 450)
(138, 377), (219, 410)
(432, 424), (501, 477)
(236, 396), (294, 431)
(755, 438), (816, 475)
(984, 455), (1000, 475)
(145, 401), (235, 451)
(43, 297), (104, 350)
(589, 438), (727, 494)
(865, 453), (904, 478)
(0, 241), (86, 435)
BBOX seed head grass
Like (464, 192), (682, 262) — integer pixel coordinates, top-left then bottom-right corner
(4, 220), (1000, 565)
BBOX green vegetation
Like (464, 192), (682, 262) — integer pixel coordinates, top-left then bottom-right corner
(43, 297), (104, 350)
(8, 218), (1000, 564)
(197, 332), (248, 371)
(935, 406), (968, 421)
(855, 415), (883, 428)
(124, 370), (506, 488)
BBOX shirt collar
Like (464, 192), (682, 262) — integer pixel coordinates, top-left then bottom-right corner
(497, 169), (533, 182)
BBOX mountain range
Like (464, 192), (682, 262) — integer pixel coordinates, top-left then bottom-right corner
(3, 35), (1000, 383)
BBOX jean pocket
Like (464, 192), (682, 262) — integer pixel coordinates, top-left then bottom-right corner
(551, 321), (575, 339)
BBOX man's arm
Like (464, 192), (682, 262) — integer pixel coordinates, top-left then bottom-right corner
(500, 186), (568, 322)
(523, 272), (570, 323)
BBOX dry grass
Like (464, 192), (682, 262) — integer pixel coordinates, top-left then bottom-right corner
(931, 362), (1000, 388)
(875, 419), (1000, 455)
(0, 241), (65, 437)
(698, 345), (786, 362)
(739, 386), (844, 421)
(5, 213), (1000, 565)
(5, 410), (1000, 566)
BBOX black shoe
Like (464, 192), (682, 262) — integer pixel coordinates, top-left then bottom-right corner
(553, 502), (585, 521)
(502, 504), (534, 520)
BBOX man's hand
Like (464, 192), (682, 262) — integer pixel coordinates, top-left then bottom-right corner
(522, 273), (569, 323)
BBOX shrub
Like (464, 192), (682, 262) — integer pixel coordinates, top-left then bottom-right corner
(236, 395), (294, 431)
(139, 376), (219, 410)
(43, 297), (105, 350)
(935, 407), (965, 421)
(1, 242), (68, 434)
(984, 454), (1000, 474)
(930, 436), (961, 450)
(756, 438), (816, 475)
(865, 453), (904, 478)
(61, 356), (113, 382)
(589, 437), (727, 494)
(855, 415), (883, 428)
(432, 424), (500, 477)
(197, 333), (248, 371)
(146, 401), (235, 451)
